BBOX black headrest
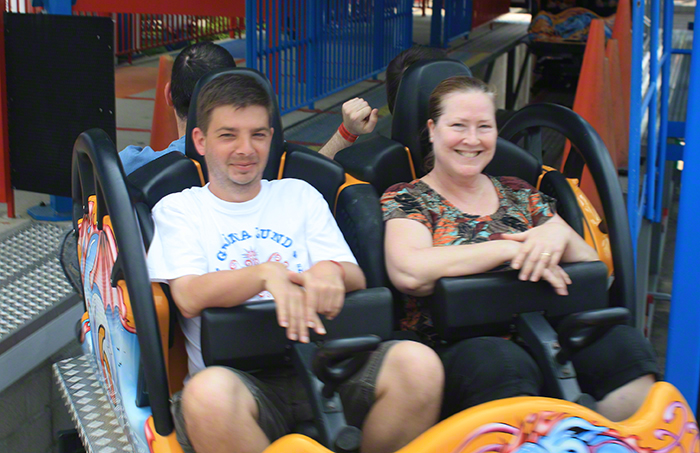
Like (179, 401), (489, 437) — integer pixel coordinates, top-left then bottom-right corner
(485, 138), (542, 186)
(391, 59), (472, 176)
(282, 143), (346, 211)
(127, 151), (202, 209)
(185, 67), (285, 182)
(127, 151), (203, 249)
(335, 135), (414, 196)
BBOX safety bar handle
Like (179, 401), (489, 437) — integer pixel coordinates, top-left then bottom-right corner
(313, 335), (381, 398)
(556, 307), (630, 364)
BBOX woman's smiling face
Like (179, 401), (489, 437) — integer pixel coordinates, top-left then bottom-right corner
(427, 90), (498, 180)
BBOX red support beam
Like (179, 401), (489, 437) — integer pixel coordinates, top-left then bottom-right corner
(472, 0), (510, 29)
(0, 13), (15, 217)
(73, 0), (244, 18)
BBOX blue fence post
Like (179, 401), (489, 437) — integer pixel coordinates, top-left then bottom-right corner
(374, 0), (385, 71)
(644, 0), (659, 221)
(405, 0), (413, 48)
(655, 0), (673, 222)
(430, 0), (443, 48)
(246, 0), (256, 72)
(665, 2), (700, 414)
(628, 0), (644, 258)
(306, 0), (317, 107)
(434, 0), (472, 48)
(443, 0), (451, 46)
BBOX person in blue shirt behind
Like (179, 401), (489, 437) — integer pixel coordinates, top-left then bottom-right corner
(119, 42), (237, 175)
(120, 42), (380, 174)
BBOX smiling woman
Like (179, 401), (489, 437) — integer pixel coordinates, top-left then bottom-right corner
(423, 76), (497, 177)
(382, 75), (597, 300)
(379, 75), (656, 424)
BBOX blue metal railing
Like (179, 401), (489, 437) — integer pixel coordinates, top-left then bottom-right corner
(628, 0), (674, 256)
(246, 0), (412, 114)
(665, 3), (700, 413)
(430, 0), (472, 48)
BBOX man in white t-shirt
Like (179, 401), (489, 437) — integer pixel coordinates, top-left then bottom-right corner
(146, 73), (443, 453)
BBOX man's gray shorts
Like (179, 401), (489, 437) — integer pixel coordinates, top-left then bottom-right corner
(171, 340), (398, 452)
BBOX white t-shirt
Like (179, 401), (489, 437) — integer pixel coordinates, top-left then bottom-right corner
(147, 179), (358, 376)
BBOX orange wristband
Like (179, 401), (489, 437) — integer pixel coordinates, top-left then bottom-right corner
(328, 260), (346, 280)
(338, 123), (358, 143)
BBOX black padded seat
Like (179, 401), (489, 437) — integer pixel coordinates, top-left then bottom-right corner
(334, 59), (604, 337)
(335, 135), (414, 197)
(127, 151), (202, 209)
(126, 151), (203, 248)
(392, 59), (473, 175)
(282, 143), (346, 212)
(484, 138), (542, 185)
(334, 183), (387, 289)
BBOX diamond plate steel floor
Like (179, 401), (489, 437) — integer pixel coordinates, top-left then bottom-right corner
(0, 222), (75, 342)
(53, 355), (134, 453)
(0, 221), (81, 395)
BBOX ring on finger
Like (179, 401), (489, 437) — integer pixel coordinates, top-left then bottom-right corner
(541, 252), (552, 257)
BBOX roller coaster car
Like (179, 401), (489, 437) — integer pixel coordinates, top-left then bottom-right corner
(73, 66), (399, 453)
(69, 65), (697, 453)
(321, 58), (697, 449)
(335, 59), (629, 356)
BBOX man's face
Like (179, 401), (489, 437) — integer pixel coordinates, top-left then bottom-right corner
(193, 104), (273, 201)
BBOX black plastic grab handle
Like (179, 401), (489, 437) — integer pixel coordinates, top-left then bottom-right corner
(556, 307), (630, 364)
(312, 336), (381, 397)
(500, 103), (635, 323)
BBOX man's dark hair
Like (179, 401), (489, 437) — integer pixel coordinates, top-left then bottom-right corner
(171, 42), (236, 119)
(196, 73), (274, 133)
(385, 45), (447, 114)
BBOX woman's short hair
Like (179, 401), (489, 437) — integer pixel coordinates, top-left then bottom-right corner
(424, 76), (497, 172)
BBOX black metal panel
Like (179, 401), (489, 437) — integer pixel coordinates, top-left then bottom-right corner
(5, 13), (115, 196)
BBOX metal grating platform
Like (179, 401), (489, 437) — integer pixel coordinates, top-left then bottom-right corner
(0, 222), (75, 341)
(53, 355), (134, 453)
(0, 221), (82, 393)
